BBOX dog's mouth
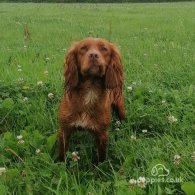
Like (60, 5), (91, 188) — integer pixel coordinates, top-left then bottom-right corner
(86, 65), (101, 76)
(82, 60), (101, 75)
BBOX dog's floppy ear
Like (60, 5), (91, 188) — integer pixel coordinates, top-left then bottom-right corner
(105, 43), (123, 90)
(64, 43), (79, 90)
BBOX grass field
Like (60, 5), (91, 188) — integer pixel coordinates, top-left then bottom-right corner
(0, 2), (195, 194)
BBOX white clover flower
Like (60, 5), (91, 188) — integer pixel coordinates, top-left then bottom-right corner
(129, 178), (137, 186)
(127, 86), (133, 92)
(168, 115), (178, 123)
(18, 68), (22, 72)
(37, 81), (43, 86)
(115, 128), (120, 131)
(18, 140), (25, 144)
(44, 70), (48, 75)
(45, 57), (50, 61)
(48, 93), (54, 100)
(36, 149), (41, 154)
(17, 135), (23, 140)
(72, 151), (80, 161)
(142, 129), (147, 133)
(130, 135), (136, 141)
(62, 48), (67, 52)
(115, 120), (121, 127)
(0, 167), (6, 176)
(23, 97), (28, 102)
(18, 78), (24, 84)
(191, 152), (195, 162)
(24, 45), (27, 48)
(132, 81), (137, 86)
(17, 65), (21, 68)
(137, 177), (146, 188)
(174, 154), (181, 160)
(174, 154), (181, 165)
(162, 100), (166, 104)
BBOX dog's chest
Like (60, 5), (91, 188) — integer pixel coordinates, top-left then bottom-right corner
(70, 90), (98, 129)
(84, 90), (97, 105)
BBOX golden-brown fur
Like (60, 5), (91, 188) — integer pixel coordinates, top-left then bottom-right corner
(58, 37), (125, 162)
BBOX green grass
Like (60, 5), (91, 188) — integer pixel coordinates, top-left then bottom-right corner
(0, 2), (195, 194)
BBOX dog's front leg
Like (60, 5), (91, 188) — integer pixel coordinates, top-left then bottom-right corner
(95, 130), (108, 162)
(58, 127), (72, 162)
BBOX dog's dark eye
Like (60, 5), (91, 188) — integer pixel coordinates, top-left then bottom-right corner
(101, 46), (108, 52)
(80, 45), (88, 52)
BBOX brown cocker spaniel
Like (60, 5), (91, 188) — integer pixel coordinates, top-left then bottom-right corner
(58, 37), (125, 162)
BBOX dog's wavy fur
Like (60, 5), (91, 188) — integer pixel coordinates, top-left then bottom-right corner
(58, 37), (125, 162)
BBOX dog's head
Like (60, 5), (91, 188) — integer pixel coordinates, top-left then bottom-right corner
(64, 37), (123, 90)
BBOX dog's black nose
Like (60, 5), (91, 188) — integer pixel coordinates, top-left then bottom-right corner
(89, 52), (99, 59)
